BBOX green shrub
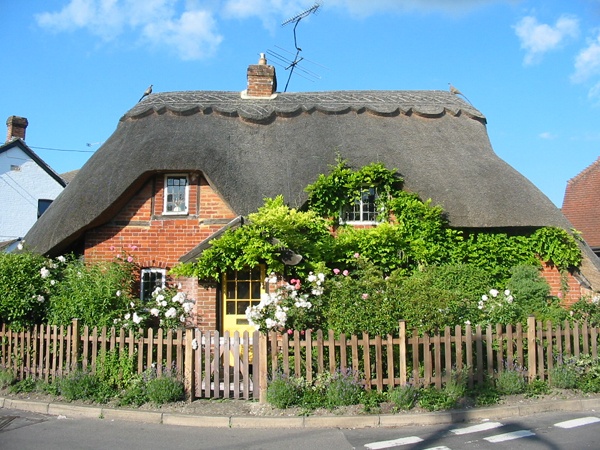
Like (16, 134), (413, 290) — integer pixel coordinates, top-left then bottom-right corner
(146, 376), (184, 404)
(360, 389), (386, 413)
(495, 367), (526, 395)
(47, 257), (137, 328)
(525, 379), (550, 398)
(8, 377), (37, 394)
(469, 381), (500, 406)
(0, 368), (16, 388)
(266, 375), (304, 409)
(444, 371), (468, 402)
(57, 370), (115, 403)
(418, 386), (457, 411)
(549, 365), (578, 389)
(570, 298), (600, 327)
(389, 384), (418, 411)
(324, 370), (363, 408)
(0, 252), (51, 329)
(118, 377), (148, 406)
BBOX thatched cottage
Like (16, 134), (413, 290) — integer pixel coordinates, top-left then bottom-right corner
(24, 56), (600, 333)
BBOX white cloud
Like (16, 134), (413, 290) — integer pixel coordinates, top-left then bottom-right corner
(142, 10), (223, 60)
(325, 0), (507, 17)
(539, 132), (557, 140)
(36, 0), (222, 60)
(572, 32), (600, 83)
(514, 15), (579, 65)
(33, 0), (520, 61)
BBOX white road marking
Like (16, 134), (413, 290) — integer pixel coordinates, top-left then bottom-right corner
(450, 421), (503, 435)
(364, 436), (423, 449)
(423, 447), (452, 450)
(484, 430), (535, 443)
(555, 417), (600, 429)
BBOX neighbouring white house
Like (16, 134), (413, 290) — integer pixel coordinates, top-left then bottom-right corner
(0, 116), (66, 244)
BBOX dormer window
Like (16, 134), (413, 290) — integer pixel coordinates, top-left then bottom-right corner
(342, 187), (379, 224)
(163, 175), (189, 214)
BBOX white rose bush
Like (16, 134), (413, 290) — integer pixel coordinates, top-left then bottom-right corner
(117, 286), (193, 331)
(246, 272), (326, 333)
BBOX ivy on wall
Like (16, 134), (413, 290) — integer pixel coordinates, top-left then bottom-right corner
(174, 158), (582, 285)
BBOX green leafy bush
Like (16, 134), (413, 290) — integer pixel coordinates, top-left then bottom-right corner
(418, 386), (457, 411)
(266, 374), (304, 409)
(146, 375), (185, 404)
(324, 369), (363, 408)
(0, 252), (52, 329)
(0, 368), (15, 388)
(495, 367), (527, 395)
(57, 370), (113, 403)
(389, 384), (418, 411)
(324, 257), (402, 336)
(525, 379), (550, 398)
(47, 256), (137, 328)
(548, 365), (578, 389)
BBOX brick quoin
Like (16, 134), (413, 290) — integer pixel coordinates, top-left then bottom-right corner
(84, 173), (235, 329)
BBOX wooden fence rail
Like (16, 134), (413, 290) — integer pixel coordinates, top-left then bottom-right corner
(1, 317), (600, 403)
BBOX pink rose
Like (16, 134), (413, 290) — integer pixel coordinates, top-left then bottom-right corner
(354, 253), (360, 258)
(333, 268), (340, 275)
(127, 256), (134, 263)
(342, 270), (349, 276)
(362, 293), (369, 299)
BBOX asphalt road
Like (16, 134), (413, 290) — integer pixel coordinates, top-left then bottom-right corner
(2, 407), (600, 449)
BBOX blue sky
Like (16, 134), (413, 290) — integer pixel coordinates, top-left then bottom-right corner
(3, 0), (600, 208)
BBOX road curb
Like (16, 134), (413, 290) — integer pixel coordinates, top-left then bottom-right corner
(1, 396), (599, 429)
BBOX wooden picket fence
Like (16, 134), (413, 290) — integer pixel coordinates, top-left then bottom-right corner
(1, 317), (600, 403)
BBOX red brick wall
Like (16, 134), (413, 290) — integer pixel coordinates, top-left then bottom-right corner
(540, 262), (589, 307)
(84, 172), (235, 329)
(562, 157), (600, 249)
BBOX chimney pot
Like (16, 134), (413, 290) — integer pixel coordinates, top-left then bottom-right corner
(6, 116), (28, 143)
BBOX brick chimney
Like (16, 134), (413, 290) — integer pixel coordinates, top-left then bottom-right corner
(245, 53), (277, 98)
(6, 116), (28, 143)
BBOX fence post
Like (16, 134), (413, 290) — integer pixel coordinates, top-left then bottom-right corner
(399, 321), (407, 386)
(527, 316), (536, 381)
(71, 319), (80, 372)
(259, 333), (268, 404)
(184, 328), (194, 401)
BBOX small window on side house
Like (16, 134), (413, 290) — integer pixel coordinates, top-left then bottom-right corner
(141, 268), (166, 301)
(342, 187), (379, 224)
(38, 199), (53, 218)
(163, 175), (189, 214)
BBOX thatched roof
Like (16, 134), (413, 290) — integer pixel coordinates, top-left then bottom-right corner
(25, 90), (572, 257)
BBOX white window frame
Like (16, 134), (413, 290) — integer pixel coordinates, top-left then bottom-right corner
(341, 186), (380, 225)
(140, 268), (166, 302)
(163, 174), (189, 215)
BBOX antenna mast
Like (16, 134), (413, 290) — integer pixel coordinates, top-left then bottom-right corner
(280, 2), (321, 92)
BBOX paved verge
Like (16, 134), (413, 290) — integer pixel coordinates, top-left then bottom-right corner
(2, 396), (600, 429)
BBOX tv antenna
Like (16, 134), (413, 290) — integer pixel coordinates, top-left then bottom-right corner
(271, 2), (322, 92)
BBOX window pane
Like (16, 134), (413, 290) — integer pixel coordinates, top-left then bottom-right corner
(251, 282), (261, 299)
(226, 281), (236, 299)
(165, 176), (188, 213)
(237, 281), (249, 299)
(226, 301), (236, 315)
(237, 301), (250, 314)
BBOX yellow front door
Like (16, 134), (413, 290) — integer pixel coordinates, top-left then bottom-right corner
(222, 266), (265, 335)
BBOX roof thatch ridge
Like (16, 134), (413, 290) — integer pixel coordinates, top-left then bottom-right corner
(126, 90), (486, 124)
